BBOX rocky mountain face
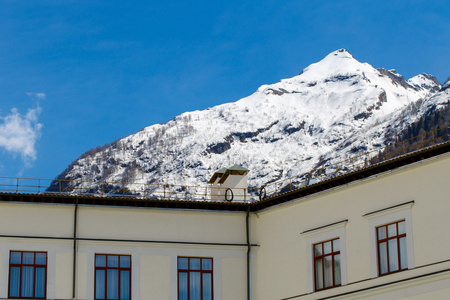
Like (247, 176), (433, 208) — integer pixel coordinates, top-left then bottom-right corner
(51, 49), (449, 196)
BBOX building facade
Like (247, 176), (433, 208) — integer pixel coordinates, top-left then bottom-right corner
(0, 141), (449, 299)
(251, 144), (450, 300)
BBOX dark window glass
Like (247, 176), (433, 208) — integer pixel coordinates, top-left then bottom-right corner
(313, 239), (341, 291)
(377, 220), (408, 275)
(178, 257), (213, 300)
(95, 254), (131, 300)
(9, 251), (47, 299)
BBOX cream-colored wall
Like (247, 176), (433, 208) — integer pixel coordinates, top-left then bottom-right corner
(284, 259), (450, 300)
(221, 257), (247, 300)
(0, 200), (246, 245)
(0, 202), (248, 299)
(140, 254), (171, 300)
(68, 241), (247, 299)
(0, 249), (2, 294)
(0, 202), (73, 237)
(77, 207), (246, 245)
(251, 153), (450, 300)
(76, 252), (88, 300)
(74, 206), (247, 300)
(54, 251), (73, 299)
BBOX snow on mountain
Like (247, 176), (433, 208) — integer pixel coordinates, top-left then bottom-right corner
(51, 49), (447, 196)
(407, 73), (441, 94)
(442, 78), (450, 91)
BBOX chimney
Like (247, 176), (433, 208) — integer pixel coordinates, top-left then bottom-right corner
(208, 165), (249, 201)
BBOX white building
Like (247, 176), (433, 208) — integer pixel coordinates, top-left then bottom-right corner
(0, 140), (449, 300)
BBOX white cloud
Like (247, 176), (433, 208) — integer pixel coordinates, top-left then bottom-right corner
(27, 92), (46, 100)
(0, 94), (44, 164)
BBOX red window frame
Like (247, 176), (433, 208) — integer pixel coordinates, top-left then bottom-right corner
(94, 254), (132, 300)
(177, 256), (213, 300)
(313, 238), (341, 291)
(8, 251), (47, 299)
(376, 220), (407, 275)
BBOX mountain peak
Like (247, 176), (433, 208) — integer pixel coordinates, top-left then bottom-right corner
(331, 48), (353, 58)
(407, 73), (441, 93)
(297, 49), (372, 81)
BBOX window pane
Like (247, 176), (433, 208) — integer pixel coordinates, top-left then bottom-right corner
(108, 255), (119, 268)
(324, 255), (333, 288)
(379, 242), (388, 275)
(387, 223), (397, 237)
(315, 259), (323, 290)
(398, 221), (406, 235)
(388, 239), (399, 272)
(10, 252), (21, 264)
(178, 258), (189, 270)
(399, 237), (408, 269)
(9, 266), (20, 297)
(36, 253), (47, 265)
(96, 255), (106, 267)
(23, 252), (34, 264)
(332, 239), (340, 252)
(96, 270), (106, 299)
(334, 254), (341, 286)
(21, 266), (34, 297)
(377, 226), (386, 240)
(120, 256), (130, 268)
(202, 273), (212, 300)
(120, 270), (130, 300)
(202, 258), (212, 271)
(107, 269), (119, 299)
(179, 272), (188, 300)
(35, 267), (46, 298)
(314, 244), (322, 257)
(190, 258), (201, 270)
(190, 272), (201, 300)
(323, 241), (332, 254)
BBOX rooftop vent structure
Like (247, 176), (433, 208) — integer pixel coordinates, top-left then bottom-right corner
(208, 165), (249, 202)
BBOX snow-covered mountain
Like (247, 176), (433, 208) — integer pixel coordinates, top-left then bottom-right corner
(51, 49), (448, 196)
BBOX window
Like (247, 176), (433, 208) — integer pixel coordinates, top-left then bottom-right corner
(376, 220), (408, 275)
(313, 238), (341, 291)
(364, 201), (414, 278)
(302, 220), (347, 293)
(95, 254), (131, 300)
(178, 257), (213, 300)
(9, 251), (47, 299)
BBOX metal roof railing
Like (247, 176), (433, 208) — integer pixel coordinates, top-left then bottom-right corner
(0, 126), (448, 203)
(0, 177), (258, 203)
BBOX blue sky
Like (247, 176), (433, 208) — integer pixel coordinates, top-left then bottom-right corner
(0, 0), (449, 181)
